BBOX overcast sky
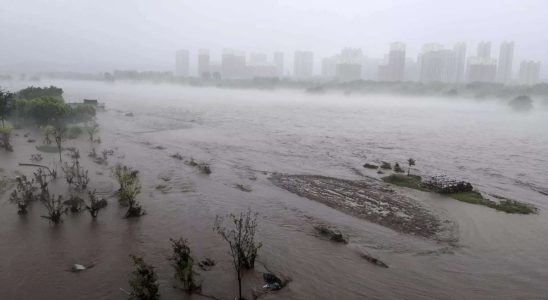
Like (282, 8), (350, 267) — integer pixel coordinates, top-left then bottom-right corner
(0, 0), (547, 77)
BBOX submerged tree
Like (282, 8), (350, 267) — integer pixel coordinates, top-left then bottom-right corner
(9, 175), (37, 215)
(85, 190), (107, 218)
(85, 121), (99, 143)
(214, 209), (262, 300)
(407, 158), (416, 176)
(62, 148), (90, 190)
(114, 164), (144, 217)
(0, 89), (15, 128)
(0, 125), (13, 151)
(169, 238), (200, 292)
(128, 255), (159, 300)
(42, 193), (65, 224)
(53, 126), (66, 162)
(42, 125), (55, 144)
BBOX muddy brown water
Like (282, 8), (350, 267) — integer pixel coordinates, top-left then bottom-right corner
(1, 80), (548, 299)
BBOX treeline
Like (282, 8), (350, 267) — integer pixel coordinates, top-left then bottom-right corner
(0, 85), (95, 127)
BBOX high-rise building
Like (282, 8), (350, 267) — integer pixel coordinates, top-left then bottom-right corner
(175, 49), (190, 77)
(477, 42), (491, 59)
(321, 56), (338, 79)
(453, 43), (467, 83)
(293, 51), (314, 79)
(198, 49), (210, 78)
(404, 58), (419, 82)
(249, 52), (268, 66)
(335, 48), (363, 82)
(466, 57), (497, 82)
(388, 43), (406, 81)
(418, 44), (457, 83)
(518, 61), (541, 85)
(497, 42), (514, 84)
(273, 52), (284, 77)
(222, 49), (247, 79)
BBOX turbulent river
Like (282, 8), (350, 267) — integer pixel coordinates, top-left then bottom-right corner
(1, 80), (548, 299)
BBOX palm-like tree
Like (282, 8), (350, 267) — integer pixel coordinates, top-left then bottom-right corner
(407, 158), (416, 176)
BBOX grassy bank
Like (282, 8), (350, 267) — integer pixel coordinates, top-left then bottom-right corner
(382, 174), (537, 214)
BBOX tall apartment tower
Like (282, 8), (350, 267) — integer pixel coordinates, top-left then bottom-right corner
(198, 49), (210, 78)
(453, 43), (467, 83)
(293, 51), (314, 79)
(497, 42), (514, 84)
(222, 49), (247, 79)
(335, 48), (363, 82)
(418, 44), (456, 83)
(273, 51), (284, 77)
(518, 61), (541, 85)
(477, 42), (491, 59)
(388, 43), (406, 81)
(175, 49), (190, 77)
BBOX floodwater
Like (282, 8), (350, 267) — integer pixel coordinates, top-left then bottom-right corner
(1, 80), (548, 300)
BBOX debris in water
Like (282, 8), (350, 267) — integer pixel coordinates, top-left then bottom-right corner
(360, 253), (389, 268)
(314, 224), (348, 244)
(198, 258), (215, 271)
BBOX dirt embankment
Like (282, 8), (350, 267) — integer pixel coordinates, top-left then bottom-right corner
(270, 174), (452, 239)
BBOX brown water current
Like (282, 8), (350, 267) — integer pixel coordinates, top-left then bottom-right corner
(1, 80), (548, 299)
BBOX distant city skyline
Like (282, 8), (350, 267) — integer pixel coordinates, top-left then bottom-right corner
(173, 40), (541, 85)
(1, 0), (547, 80)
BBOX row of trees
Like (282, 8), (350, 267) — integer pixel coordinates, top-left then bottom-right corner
(0, 86), (95, 128)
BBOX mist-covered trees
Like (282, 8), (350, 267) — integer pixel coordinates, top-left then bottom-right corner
(0, 86), (95, 127)
(0, 89), (15, 127)
(17, 86), (63, 101)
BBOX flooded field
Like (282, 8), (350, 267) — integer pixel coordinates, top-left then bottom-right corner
(1, 80), (548, 299)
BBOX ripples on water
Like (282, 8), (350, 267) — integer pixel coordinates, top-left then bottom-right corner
(1, 80), (548, 299)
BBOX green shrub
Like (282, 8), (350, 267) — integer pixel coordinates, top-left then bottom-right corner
(0, 125), (13, 151)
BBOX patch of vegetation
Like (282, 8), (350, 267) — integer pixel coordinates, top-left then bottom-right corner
(393, 162), (405, 173)
(85, 190), (107, 218)
(9, 175), (37, 214)
(169, 238), (200, 292)
(382, 174), (537, 214)
(449, 192), (537, 214)
(17, 86), (63, 101)
(0, 125), (13, 151)
(448, 191), (485, 204)
(0, 89), (15, 127)
(128, 255), (159, 300)
(63, 195), (84, 213)
(42, 193), (65, 224)
(382, 174), (428, 191)
(85, 121), (100, 143)
(214, 209), (262, 300)
(114, 164), (144, 217)
(62, 149), (90, 190)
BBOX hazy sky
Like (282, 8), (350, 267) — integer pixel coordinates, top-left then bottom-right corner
(1, 0), (547, 77)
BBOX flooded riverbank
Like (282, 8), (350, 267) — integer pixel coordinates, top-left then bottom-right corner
(1, 80), (548, 299)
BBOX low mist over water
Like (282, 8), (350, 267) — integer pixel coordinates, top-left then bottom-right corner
(1, 79), (547, 299)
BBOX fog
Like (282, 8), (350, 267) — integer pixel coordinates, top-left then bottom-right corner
(1, 0), (547, 77)
(1, 2), (548, 300)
